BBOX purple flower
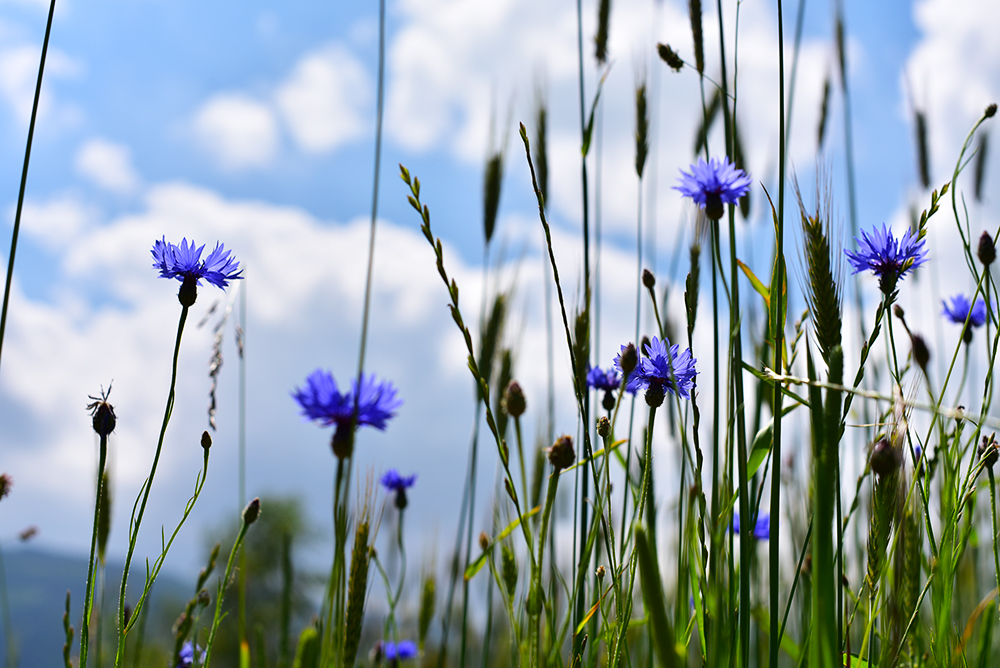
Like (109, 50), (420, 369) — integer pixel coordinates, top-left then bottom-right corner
(732, 512), (770, 541)
(381, 469), (417, 509)
(384, 640), (418, 662)
(586, 366), (620, 391)
(633, 336), (697, 400)
(844, 223), (927, 294)
(292, 370), (402, 458)
(151, 237), (242, 290)
(674, 156), (752, 220)
(176, 642), (196, 668)
(942, 294), (987, 327)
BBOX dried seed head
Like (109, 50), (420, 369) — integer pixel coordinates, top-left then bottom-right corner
(0, 474), (11, 501)
(656, 43), (683, 72)
(596, 416), (611, 438)
(642, 269), (655, 289)
(594, 0), (611, 65)
(635, 83), (649, 178)
(547, 435), (576, 471)
(503, 381), (526, 418)
(242, 497), (261, 526)
(688, 0), (704, 74)
(979, 231), (996, 266)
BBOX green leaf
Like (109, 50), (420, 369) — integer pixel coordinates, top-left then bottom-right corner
(746, 404), (798, 482)
(581, 66), (613, 156)
(736, 259), (770, 308)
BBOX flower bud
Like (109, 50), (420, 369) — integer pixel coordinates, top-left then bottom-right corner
(503, 381), (527, 418)
(596, 416), (610, 438)
(640, 336), (651, 357)
(197, 589), (211, 608)
(618, 343), (638, 377)
(547, 435), (576, 471)
(980, 434), (998, 470)
(596, 565), (606, 580)
(201, 431), (212, 451)
(178, 276), (199, 307)
(893, 304), (905, 320)
(645, 382), (665, 408)
(911, 334), (931, 372)
(642, 269), (655, 289)
(870, 438), (900, 478)
(979, 231), (996, 266)
(656, 43), (683, 71)
(88, 387), (116, 437)
(602, 390), (616, 411)
(242, 497), (261, 526)
(987, 103), (998, 119)
(479, 532), (490, 552)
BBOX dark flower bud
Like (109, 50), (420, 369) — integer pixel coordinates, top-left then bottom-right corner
(987, 103), (997, 119)
(602, 390), (616, 411)
(870, 438), (900, 478)
(196, 589), (211, 608)
(980, 434), (998, 469)
(645, 382), (665, 408)
(88, 386), (116, 437)
(705, 193), (724, 221)
(596, 416), (610, 438)
(656, 43), (684, 72)
(893, 304), (905, 320)
(640, 336), (651, 357)
(503, 381), (527, 418)
(242, 497), (261, 526)
(332, 425), (353, 460)
(178, 275), (199, 307)
(479, 532), (490, 552)
(642, 269), (655, 289)
(619, 343), (638, 377)
(978, 231), (996, 266)
(596, 565), (606, 580)
(547, 435), (576, 471)
(964, 326), (974, 345)
(201, 431), (212, 451)
(911, 334), (930, 372)
(0, 474), (10, 501)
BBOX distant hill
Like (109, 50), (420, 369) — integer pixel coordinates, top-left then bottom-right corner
(0, 547), (189, 667)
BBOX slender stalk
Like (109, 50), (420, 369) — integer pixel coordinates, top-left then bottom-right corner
(79, 435), (108, 668)
(115, 304), (189, 668)
(204, 511), (255, 668)
(0, 0), (57, 378)
(0, 538), (13, 668)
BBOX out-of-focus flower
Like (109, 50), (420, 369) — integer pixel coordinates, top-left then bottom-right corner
(384, 639), (418, 662)
(732, 512), (770, 541)
(381, 469), (417, 509)
(942, 294), (987, 328)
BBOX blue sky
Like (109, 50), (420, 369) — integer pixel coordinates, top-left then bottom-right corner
(0, 0), (996, 588)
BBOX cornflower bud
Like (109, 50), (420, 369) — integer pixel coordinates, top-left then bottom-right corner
(242, 497), (261, 526)
(596, 416), (610, 438)
(870, 438), (900, 478)
(642, 269), (655, 289)
(503, 381), (527, 418)
(547, 435), (576, 471)
(979, 231), (996, 266)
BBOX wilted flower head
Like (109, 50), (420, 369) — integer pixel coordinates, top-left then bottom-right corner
(635, 336), (698, 400)
(381, 469), (417, 509)
(152, 238), (242, 289)
(844, 223), (927, 294)
(674, 156), (752, 220)
(87, 385), (116, 437)
(942, 294), (987, 329)
(292, 369), (402, 459)
(732, 512), (770, 541)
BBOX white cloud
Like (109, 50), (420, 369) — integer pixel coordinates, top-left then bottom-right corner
(275, 44), (371, 153)
(193, 94), (279, 170)
(75, 137), (140, 194)
(0, 45), (80, 125)
(18, 193), (93, 250)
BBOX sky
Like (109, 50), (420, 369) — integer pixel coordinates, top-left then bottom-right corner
(0, 0), (996, 593)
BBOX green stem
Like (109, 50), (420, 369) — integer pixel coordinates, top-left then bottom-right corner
(203, 516), (253, 668)
(79, 435), (108, 668)
(0, 0), (57, 378)
(115, 304), (189, 668)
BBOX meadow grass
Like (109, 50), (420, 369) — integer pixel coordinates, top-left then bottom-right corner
(1, 1), (1000, 667)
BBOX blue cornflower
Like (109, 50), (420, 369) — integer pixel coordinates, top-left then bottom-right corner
(844, 223), (927, 295)
(381, 469), (417, 509)
(674, 156), (752, 220)
(152, 237), (242, 289)
(587, 365), (624, 411)
(384, 640), (418, 662)
(635, 336), (697, 401)
(292, 369), (402, 459)
(732, 512), (770, 541)
(942, 294), (987, 327)
(175, 642), (197, 668)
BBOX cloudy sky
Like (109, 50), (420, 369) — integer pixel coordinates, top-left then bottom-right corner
(0, 0), (996, 590)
